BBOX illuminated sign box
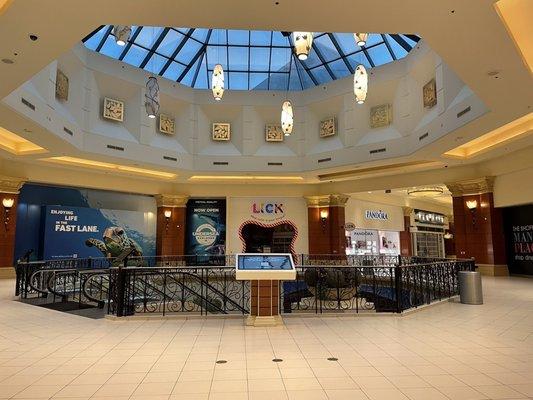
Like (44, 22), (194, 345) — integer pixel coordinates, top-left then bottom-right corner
(235, 253), (296, 280)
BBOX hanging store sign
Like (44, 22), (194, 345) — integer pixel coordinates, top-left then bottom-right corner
(364, 209), (389, 221)
(344, 222), (356, 231)
(414, 209), (445, 225)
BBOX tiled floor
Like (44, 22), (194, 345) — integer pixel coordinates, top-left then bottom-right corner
(0, 276), (532, 400)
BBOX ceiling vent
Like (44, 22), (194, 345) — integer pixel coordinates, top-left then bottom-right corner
(63, 127), (74, 136)
(21, 97), (35, 111)
(213, 161), (228, 165)
(106, 144), (124, 151)
(369, 147), (386, 154)
(163, 156), (177, 162)
(318, 157), (332, 163)
(318, 160), (440, 181)
(457, 106), (471, 118)
(268, 162), (283, 166)
(418, 132), (429, 141)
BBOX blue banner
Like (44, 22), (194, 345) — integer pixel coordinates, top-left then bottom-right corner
(42, 205), (155, 259)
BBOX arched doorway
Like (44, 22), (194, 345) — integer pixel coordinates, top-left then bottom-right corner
(238, 220), (298, 254)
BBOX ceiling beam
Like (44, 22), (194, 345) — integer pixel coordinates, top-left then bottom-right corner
(177, 29), (212, 83)
(139, 27), (171, 69)
(159, 28), (195, 76)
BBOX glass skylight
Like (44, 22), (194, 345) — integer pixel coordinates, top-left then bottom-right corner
(83, 26), (419, 91)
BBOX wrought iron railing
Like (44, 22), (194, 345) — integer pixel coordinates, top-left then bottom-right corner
(15, 255), (474, 316)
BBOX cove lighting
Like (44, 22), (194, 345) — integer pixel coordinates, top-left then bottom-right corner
(43, 156), (176, 179)
(444, 113), (532, 159)
(0, 127), (47, 155)
(188, 176), (304, 182)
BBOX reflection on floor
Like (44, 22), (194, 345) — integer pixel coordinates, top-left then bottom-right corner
(0, 276), (532, 400)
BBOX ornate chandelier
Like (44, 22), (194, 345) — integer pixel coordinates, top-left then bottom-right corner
(292, 32), (313, 60)
(281, 101), (293, 136)
(113, 25), (131, 46)
(354, 33), (369, 47)
(353, 64), (368, 104)
(407, 187), (444, 197)
(212, 64), (225, 101)
(145, 76), (160, 119)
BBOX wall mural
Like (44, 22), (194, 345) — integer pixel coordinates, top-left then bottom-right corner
(15, 184), (156, 261)
(185, 199), (226, 265)
(102, 97), (124, 122)
(42, 205), (149, 259)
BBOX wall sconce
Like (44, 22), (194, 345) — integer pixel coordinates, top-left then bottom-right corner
(466, 199), (477, 227)
(164, 210), (172, 232)
(2, 197), (14, 230)
(320, 209), (328, 232)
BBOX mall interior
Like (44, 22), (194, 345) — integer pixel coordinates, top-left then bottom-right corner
(0, 0), (532, 399)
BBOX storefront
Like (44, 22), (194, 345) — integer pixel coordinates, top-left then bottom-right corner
(344, 200), (403, 256)
(410, 209), (448, 257)
(226, 197), (309, 255)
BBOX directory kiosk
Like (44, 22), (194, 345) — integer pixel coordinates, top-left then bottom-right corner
(236, 253), (296, 326)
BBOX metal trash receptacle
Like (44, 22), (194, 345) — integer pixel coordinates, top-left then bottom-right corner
(458, 271), (483, 305)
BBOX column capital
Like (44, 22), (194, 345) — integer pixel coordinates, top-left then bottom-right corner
(0, 176), (25, 194)
(402, 206), (413, 217)
(155, 194), (188, 208)
(305, 194), (349, 208)
(445, 176), (495, 197)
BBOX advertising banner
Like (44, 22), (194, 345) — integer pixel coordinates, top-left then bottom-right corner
(185, 199), (226, 264)
(42, 205), (156, 259)
(503, 204), (533, 275)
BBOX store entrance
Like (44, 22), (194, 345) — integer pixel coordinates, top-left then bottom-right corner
(241, 222), (296, 253)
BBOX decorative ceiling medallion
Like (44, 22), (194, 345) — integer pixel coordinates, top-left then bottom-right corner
(265, 124), (284, 142)
(370, 104), (392, 128)
(423, 78), (437, 108)
(320, 116), (336, 138)
(212, 123), (231, 141)
(55, 69), (69, 101)
(159, 114), (175, 135)
(407, 186), (444, 197)
(102, 97), (124, 122)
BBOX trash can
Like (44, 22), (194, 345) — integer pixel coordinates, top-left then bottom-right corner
(458, 271), (483, 305)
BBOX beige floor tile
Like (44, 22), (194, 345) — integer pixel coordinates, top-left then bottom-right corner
(326, 389), (370, 400)
(249, 391), (288, 400)
(0, 385), (30, 399)
(248, 378), (285, 392)
(69, 373), (112, 385)
(106, 373), (146, 384)
(423, 374), (468, 387)
(53, 384), (101, 398)
(473, 385), (526, 399)
(210, 379), (247, 393)
(363, 388), (410, 400)
(13, 385), (64, 399)
(93, 383), (138, 397)
(387, 375), (431, 388)
(172, 380), (211, 394)
(212, 368), (247, 381)
(283, 377), (321, 391)
(438, 386), (488, 400)
(286, 390), (328, 400)
(208, 392), (248, 400)
(317, 377), (358, 389)
(401, 387), (450, 400)
(354, 376), (395, 389)
(132, 381), (175, 396)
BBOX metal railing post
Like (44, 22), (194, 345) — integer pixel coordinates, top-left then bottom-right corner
(395, 266), (402, 313)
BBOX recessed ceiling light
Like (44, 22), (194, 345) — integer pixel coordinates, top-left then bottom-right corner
(29, 34), (38, 41)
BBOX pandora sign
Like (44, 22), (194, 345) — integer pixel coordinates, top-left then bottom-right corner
(364, 209), (389, 221)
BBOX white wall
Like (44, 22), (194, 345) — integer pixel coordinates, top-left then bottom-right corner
(345, 198), (405, 231)
(226, 197), (309, 254)
(494, 167), (533, 208)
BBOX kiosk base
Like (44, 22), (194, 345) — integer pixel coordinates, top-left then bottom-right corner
(245, 315), (283, 327)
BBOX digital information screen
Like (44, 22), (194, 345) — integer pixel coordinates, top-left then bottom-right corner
(235, 253), (296, 280)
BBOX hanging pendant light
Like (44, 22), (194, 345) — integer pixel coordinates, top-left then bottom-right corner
(145, 76), (160, 118)
(292, 32), (313, 61)
(113, 25), (131, 46)
(212, 64), (225, 101)
(354, 33), (369, 47)
(353, 64), (368, 104)
(281, 101), (294, 136)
